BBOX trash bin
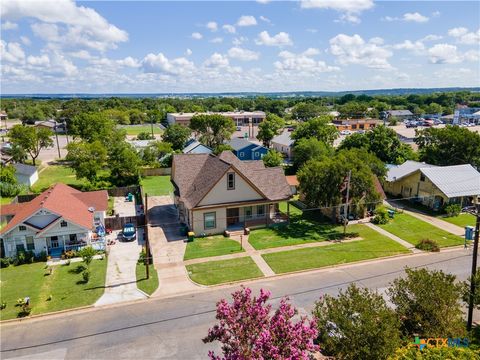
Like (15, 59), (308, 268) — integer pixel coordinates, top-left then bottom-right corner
(127, 193), (134, 202)
(187, 231), (195, 242)
(180, 224), (188, 236)
(388, 210), (395, 219)
(465, 226), (475, 241)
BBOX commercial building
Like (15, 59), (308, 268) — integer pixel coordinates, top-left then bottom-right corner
(166, 111), (266, 127)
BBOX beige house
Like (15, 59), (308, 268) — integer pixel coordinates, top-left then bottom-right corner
(271, 131), (294, 159)
(171, 151), (291, 235)
(385, 160), (480, 210)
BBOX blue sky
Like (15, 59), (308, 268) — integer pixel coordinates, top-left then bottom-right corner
(1, 0), (479, 93)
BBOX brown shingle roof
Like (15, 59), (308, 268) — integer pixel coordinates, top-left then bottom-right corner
(172, 151), (291, 209)
(0, 183), (108, 235)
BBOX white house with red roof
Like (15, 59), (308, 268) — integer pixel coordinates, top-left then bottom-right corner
(0, 183), (108, 258)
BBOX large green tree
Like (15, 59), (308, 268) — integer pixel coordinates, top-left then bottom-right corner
(69, 113), (118, 144)
(162, 124), (192, 150)
(262, 149), (283, 167)
(291, 116), (338, 145)
(108, 142), (141, 186)
(189, 114), (235, 148)
(291, 102), (323, 121)
(66, 141), (108, 184)
(313, 284), (401, 360)
(141, 141), (173, 167)
(388, 268), (465, 338)
(256, 113), (285, 147)
(293, 137), (333, 171)
(9, 125), (54, 166)
(415, 125), (480, 167)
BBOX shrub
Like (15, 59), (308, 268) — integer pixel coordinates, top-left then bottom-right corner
(82, 269), (90, 283)
(78, 246), (96, 266)
(35, 250), (47, 262)
(0, 182), (26, 197)
(63, 250), (77, 259)
(415, 238), (440, 252)
(0, 257), (12, 268)
(372, 207), (389, 225)
(137, 131), (155, 140)
(389, 346), (477, 359)
(444, 203), (462, 217)
(1, 302), (6, 310)
(138, 248), (147, 265)
(19, 304), (32, 317)
(47, 294), (52, 301)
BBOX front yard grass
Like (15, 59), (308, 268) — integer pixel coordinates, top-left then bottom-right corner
(279, 201), (303, 216)
(120, 125), (163, 136)
(184, 235), (244, 261)
(379, 212), (464, 248)
(249, 217), (357, 250)
(186, 257), (263, 285)
(141, 175), (173, 196)
(0, 259), (107, 320)
(135, 263), (159, 295)
(262, 224), (409, 274)
(441, 213), (476, 228)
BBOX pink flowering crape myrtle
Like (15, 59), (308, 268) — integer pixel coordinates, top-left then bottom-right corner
(203, 287), (319, 360)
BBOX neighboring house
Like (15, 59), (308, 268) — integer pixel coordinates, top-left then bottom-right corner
(385, 110), (414, 120)
(332, 119), (382, 131)
(227, 138), (268, 161)
(285, 175), (299, 195)
(384, 160), (480, 210)
(0, 183), (108, 258)
(171, 151), (292, 235)
(182, 139), (212, 154)
(14, 163), (38, 187)
(166, 111), (266, 127)
(271, 131), (294, 159)
(0, 111), (7, 121)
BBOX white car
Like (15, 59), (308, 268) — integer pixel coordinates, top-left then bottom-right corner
(340, 130), (352, 135)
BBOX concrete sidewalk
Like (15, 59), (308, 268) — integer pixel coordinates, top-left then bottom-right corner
(95, 236), (147, 306)
(366, 223), (421, 253)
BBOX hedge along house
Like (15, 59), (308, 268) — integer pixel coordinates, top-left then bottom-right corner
(384, 160), (480, 211)
(0, 183), (108, 258)
(226, 138), (269, 161)
(171, 151), (292, 235)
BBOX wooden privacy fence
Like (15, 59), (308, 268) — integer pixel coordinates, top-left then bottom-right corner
(141, 168), (171, 176)
(107, 185), (141, 198)
(104, 214), (146, 231)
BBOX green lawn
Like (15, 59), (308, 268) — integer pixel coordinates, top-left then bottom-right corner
(141, 176), (173, 196)
(441, 214), (476, 228)
(262, 224), (409, 274)
(135, 263), (159, 295)
(120, 125), (163, 136)
(186, 257), (263, 285)
(249, 217), (358, 250)
(279, 201), (303, 216)
(184, 235), (244, 261)
(379, 212), (464, 248)
(0, 259), (107, 320)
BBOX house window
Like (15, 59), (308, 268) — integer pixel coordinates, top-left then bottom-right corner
(420, 174), (426, 182)
(19, 225), (26, 231)
(245, 206), (253, 220)
(255, 152), (260, 158)
(16, 244), (25, 253)
(257, 205), (265, 218)
(26, 236), (34, 251)
(60, 220), (68, 227)
(239, 152), (245, 158)
(227, 173), (235, 190)
(70, 234), (77, 242)
(204, 212), (216, 230)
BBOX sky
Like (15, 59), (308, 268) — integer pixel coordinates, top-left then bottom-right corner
(1, 0), (479, 94)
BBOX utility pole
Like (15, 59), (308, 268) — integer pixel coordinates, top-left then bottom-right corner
(467, 203), (480, 331)
(150, 114), (155, 139)
(144, 192), (150, 279)
(343, 170), (352, 238)
(64, 121), (69, 145)
(54, 126), (61, 159)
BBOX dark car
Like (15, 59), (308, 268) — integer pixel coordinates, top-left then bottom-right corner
(122, 223), (136, 241)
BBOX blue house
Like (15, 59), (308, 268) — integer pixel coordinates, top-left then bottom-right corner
(227, 138), (269, 161)
(182, 139), (212, 154)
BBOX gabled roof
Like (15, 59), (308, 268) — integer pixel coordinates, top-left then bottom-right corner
(420, 165), (480, 198)
(14, 163), (38, 177)
(386, 160), (438, 182)
(172, 151), (291, 209)
(286, 175), (299, 187)
(227, 138), (259, 151)
(182, 139), (212, 154)
(272, 131), (294, 147)
(0, 183), (108, 236)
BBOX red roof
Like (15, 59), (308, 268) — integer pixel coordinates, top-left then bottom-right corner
(285, 175), (299, 187)
(0, 183), (108, 236)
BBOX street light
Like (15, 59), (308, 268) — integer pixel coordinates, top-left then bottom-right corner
(466, 202), (480, 331)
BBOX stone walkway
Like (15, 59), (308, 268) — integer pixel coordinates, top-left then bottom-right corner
(95, 236), (147, 306)
(365, 223), (421, 253)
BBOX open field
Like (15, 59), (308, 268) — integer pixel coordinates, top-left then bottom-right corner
(119, 125), (163, 136)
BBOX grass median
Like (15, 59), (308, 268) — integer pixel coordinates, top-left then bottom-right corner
(136, 263), (159, 295)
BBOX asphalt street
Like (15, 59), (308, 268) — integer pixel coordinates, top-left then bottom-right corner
(1, 248), (478, 360)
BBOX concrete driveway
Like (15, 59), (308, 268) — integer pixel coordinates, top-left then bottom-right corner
(147, 196), (199, 297)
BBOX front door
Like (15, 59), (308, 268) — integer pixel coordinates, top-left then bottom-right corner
(226, 208), (239, 226)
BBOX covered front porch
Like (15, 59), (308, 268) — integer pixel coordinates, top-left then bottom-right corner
(226, 203), (289, 230)
(45, 224), (106, 257)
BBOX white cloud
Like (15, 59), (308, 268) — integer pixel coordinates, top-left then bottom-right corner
(259, 16), (271, 23)
(223, 24), (236, 34)
(448, 27), (480, 45)
(300, 0), (374, 23)
(227, 47), (259, 61)
(0, 41), (25, 63)
(204, 53), (229, 68)
(206, 21), (218, 32)
(369, 37), (384, 45)
(1, 21), (18, 30)
(142, 53), (195, 75)
(237, 15), (257, 27)
(2, 0), (128, 51)
(210, 37), (223, 44)
(116, 56), (140, 68)
(426, 43), (479, 64)
(255, 31), (293, 47)
(420, 34), (442, 42)
(274, 48), (339, 75)
(191, 32), (203, 40)
(393, 40), (425, 53)
(403, 12), (429, 23)
(27, 54), (50, 67)
(20, 36), (31, 46)
(329, 34), (393, 69)
(232, 37), (248, 46)
(306, 28), (318, 33)
(185, 48), (192, 56)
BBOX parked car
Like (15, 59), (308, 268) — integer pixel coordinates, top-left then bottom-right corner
(340, 130), (351, 135)
(286, 126), (295, 132)
(357, 130), (366, 134)
(122, 223), (136, 241)
(236, 126), (242, 131)
(406, 122), (418, 128)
